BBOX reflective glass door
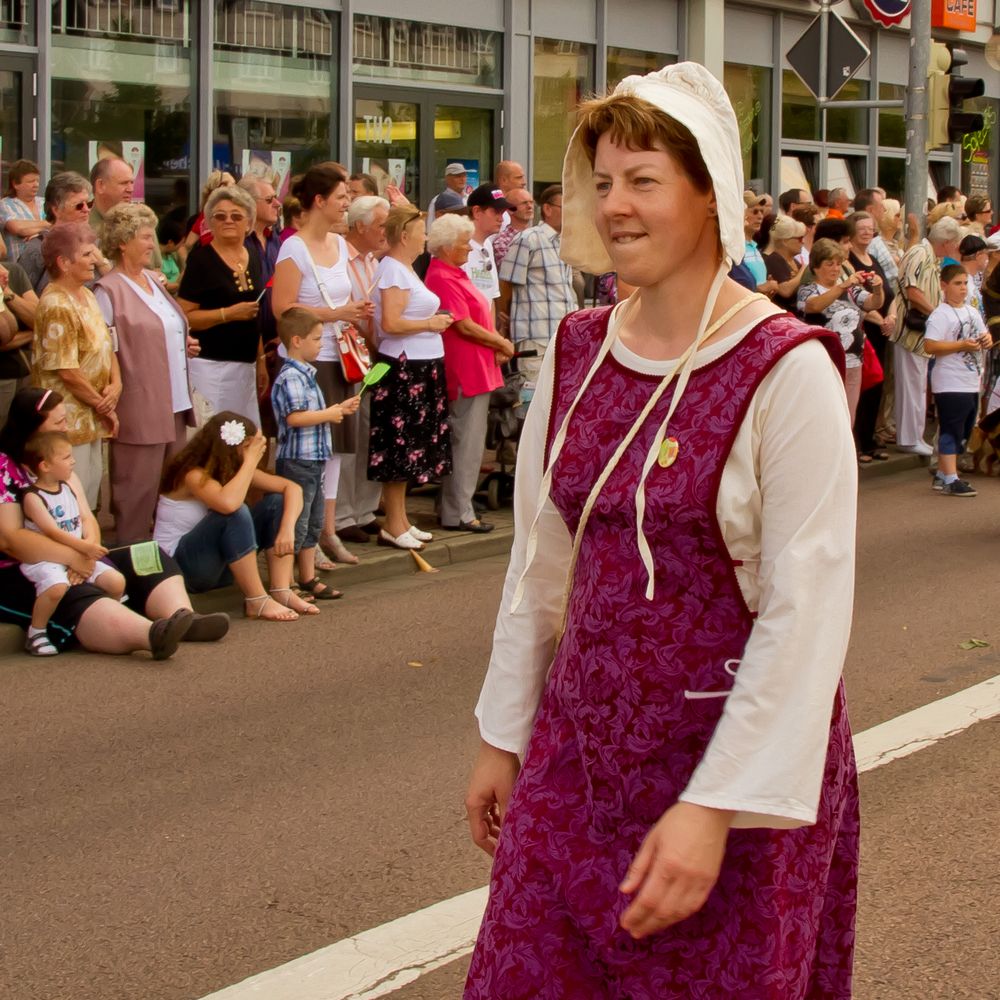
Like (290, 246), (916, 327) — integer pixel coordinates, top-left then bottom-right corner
(0, 56), (35, 174)
(353, 97), (419, 200)
(433, 104), (493, 194)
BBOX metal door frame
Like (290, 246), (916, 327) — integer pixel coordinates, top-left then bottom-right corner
(352, 84), (502, 209)
(1, 53), (37, 165)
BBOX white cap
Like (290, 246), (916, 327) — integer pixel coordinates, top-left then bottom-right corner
(560, 62), (747, 272)
(444, 163), (468, 176)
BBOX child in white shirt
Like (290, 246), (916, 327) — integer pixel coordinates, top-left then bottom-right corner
(19, 431), (126, 655)
(923, 264), (993, 497)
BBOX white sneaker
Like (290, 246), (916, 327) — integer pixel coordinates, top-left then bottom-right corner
(407, 525), (433, 543)
(378, 528), (424, 550)
(897, 441), (933, 456)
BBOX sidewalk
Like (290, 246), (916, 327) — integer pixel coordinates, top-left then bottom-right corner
(0, 452), (927, 656)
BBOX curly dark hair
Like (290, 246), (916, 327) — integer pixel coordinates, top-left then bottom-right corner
(159, 411), (258, 494)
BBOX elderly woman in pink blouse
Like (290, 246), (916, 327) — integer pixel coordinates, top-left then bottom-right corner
(424, 214), (513, 533)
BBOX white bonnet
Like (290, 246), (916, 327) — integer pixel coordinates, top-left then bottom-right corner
(560, 61), (747, 273)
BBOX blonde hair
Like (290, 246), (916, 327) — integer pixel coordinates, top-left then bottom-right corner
(100, 202), (158, 262)
(200, 170), (234, 209)
(384, 205), (424, 246)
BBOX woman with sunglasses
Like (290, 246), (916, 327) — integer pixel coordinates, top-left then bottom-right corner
(177, 185), (264, 425)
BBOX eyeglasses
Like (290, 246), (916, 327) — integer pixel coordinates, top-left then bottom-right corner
(212, 211), (247, 223)
(257, 195), (279, 204)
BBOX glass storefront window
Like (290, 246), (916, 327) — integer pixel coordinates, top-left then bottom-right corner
(51, 0), (191, 214)
(1, 0), (33, 45)
(876, 156), (905, 201)
(607, 48), (672, 89)
(878, 83), (906, 149)
(533, 38), (594, 192)
(0, 68), (24, 164)
(353, 98), (419, 200)
(433, 104), (493, 199)
(354, 16), (501, 89)
(724, 64), (772, 189)
(781, 71), (869, 146)
(215, 2), (336, 195)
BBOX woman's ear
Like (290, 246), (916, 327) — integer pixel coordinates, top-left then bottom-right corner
(707, 195), (718, 218)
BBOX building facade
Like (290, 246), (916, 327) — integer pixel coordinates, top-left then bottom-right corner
(0, 0), (997, 215)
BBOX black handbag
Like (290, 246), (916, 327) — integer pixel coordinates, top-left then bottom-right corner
(904, 307), (927, 334)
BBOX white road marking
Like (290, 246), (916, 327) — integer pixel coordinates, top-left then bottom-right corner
(200, 674), (1000, 1000)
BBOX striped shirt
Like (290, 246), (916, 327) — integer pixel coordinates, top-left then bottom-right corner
(271, 358), (332, 461)
(893, 239), (940, 355)
(0, 195), (44, 262)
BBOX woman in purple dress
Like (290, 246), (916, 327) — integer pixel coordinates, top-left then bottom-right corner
(464, 63), (860, 999)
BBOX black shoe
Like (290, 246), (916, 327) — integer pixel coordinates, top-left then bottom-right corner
(360, 521), (381, 535)
(336, 525), (371, 544)
(442, 519), (495, 534)
(148, 609), (194, 660)
(183, 612), (231, 642)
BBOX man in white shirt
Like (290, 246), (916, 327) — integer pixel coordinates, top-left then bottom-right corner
(462, 184), (510, 312)
(426, 164), (468, 226)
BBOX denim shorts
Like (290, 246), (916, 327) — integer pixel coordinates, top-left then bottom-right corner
(276, 457), (325, 552)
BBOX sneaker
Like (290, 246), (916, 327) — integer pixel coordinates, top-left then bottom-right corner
(940, 480), (977, 497)
(931, 473), (946, 492)
(897, 441), (933, 456)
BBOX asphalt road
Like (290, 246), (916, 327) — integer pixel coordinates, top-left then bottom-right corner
(3, 465), (1000, 1000)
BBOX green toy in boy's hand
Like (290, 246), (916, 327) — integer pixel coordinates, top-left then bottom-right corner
(359, 361), (391, 395)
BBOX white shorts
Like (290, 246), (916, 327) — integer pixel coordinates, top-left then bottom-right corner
(20, 559), (117, 596)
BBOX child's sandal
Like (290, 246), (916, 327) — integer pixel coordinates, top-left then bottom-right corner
(25, 630), (59, 656)
(244, 593), (298, 622)
(269, 587), (320, 616)
(298, 577), (343, 600)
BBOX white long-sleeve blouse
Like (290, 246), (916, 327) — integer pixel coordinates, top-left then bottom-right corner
(475, 305), (858, 830)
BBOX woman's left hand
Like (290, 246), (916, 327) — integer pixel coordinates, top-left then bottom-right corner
(100, 410), (120, 438)
(881, 314), (896, 336)
(187, 335), (201, 358)
(619, 802), (733, 940)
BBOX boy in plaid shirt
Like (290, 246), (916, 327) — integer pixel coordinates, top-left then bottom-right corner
(272, 308), (360, 599)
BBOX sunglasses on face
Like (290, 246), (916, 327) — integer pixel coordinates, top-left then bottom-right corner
(69, 199), (93, 211)
(212, 212), (247, 223)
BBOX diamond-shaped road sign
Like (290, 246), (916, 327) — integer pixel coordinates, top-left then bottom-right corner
(787, 11), (871, 103)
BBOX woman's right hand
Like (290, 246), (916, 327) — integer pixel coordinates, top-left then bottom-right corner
(340, 300), (375, 325)
(67, 552), (97, 581)
(465, 740), (521, 857)
(227, 301), (259, 322)
(427, 313), (452, 333)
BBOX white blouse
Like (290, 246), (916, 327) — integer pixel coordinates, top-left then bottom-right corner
(475, 304), (858, 830)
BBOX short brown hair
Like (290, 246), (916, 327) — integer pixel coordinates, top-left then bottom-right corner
(278, 306), (321, 347)
(791, 205), (822, 228)
(575, 94), (712, 194)
(809, 237), (845, 271)
(21, 431), (72, 474)
(5, 158), (40, 198)
(42, 222), (97, 277)
(539, 184), (562, 208)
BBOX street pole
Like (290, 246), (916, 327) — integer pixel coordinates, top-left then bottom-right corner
(905, 0), (931, 240)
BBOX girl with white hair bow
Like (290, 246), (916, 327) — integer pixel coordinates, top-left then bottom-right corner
(464, 62), (859, 998)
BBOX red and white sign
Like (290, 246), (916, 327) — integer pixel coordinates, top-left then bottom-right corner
(860, 0), (911, 27)
(931, 0), (977, 32)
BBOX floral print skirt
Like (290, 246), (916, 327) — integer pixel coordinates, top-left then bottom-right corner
(367, 353), (452, 484)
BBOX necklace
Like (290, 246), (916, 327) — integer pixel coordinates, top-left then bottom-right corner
(214, 244), (254, 293)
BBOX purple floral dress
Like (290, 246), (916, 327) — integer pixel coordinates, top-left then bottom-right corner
(465, 308), (860, 999)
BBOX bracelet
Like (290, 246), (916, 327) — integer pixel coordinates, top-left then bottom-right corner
(220, 307), (227, 323)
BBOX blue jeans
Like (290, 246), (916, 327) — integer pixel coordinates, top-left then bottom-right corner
(174, 494), (284, 593)
(276, 457), (325, 552)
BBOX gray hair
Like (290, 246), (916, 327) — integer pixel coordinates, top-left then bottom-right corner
(44, 171), (92, 222)
(204, 184), (256, 230)
(348, 195), (390, 228)
(928, 216), (962, 245)
(237, 174), (271, 200)
(100, 202), (158, 262)
(427, 213), (475, 255)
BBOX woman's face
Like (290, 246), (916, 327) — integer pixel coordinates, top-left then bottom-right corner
(209, 199), (250, 241)
(123, 225), (156, 269)
(852, 219), (875, 248)
(442, 237), (472, 268)
(593, 135), (717, 289)
(61, 242), (100, 284)
(816, 257), (843, 286)
(15, 172), (40, 201)
(319, 182), (350, 226)
(38, 403), (69, 434)
(783, 234), (805, 256)
(400, 218), (427, 261)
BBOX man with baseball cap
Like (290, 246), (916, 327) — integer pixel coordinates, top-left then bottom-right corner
(959, 234), (993, 317)
(427, 162), (468, 226)
(462, 184), (512, 307)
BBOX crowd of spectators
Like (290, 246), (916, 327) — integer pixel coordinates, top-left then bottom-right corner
(1, 147), (998, 657)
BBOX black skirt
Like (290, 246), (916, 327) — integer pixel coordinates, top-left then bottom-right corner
(367, 353), (452, 484)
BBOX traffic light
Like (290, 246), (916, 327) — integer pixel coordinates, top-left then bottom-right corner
(927, 42), (985, 150)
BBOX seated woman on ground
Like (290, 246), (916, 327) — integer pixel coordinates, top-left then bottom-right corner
(0, 386), (230, 659)
(154, 410), (317, 621)
(19, 430), (126, 656)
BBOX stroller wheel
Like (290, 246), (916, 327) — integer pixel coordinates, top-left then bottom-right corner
(486, 477), (501, 510)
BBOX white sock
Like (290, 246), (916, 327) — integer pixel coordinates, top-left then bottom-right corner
(942, 473), (959, 484)
(28, 625), (47, 637)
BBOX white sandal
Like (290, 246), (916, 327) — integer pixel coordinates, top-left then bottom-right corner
(377, 528), (424, 550)
(25, 630), (59, 656)
(244, 593), (299, 621)
(269, 587), (320, 616)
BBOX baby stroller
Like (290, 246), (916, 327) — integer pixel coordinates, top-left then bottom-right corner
(478, 349), (538, 510)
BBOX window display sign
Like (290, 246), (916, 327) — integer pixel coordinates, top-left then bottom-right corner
(241, 149), (292, 200)
(931, 0), (977, 32)
(88, 140), (145, 202)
